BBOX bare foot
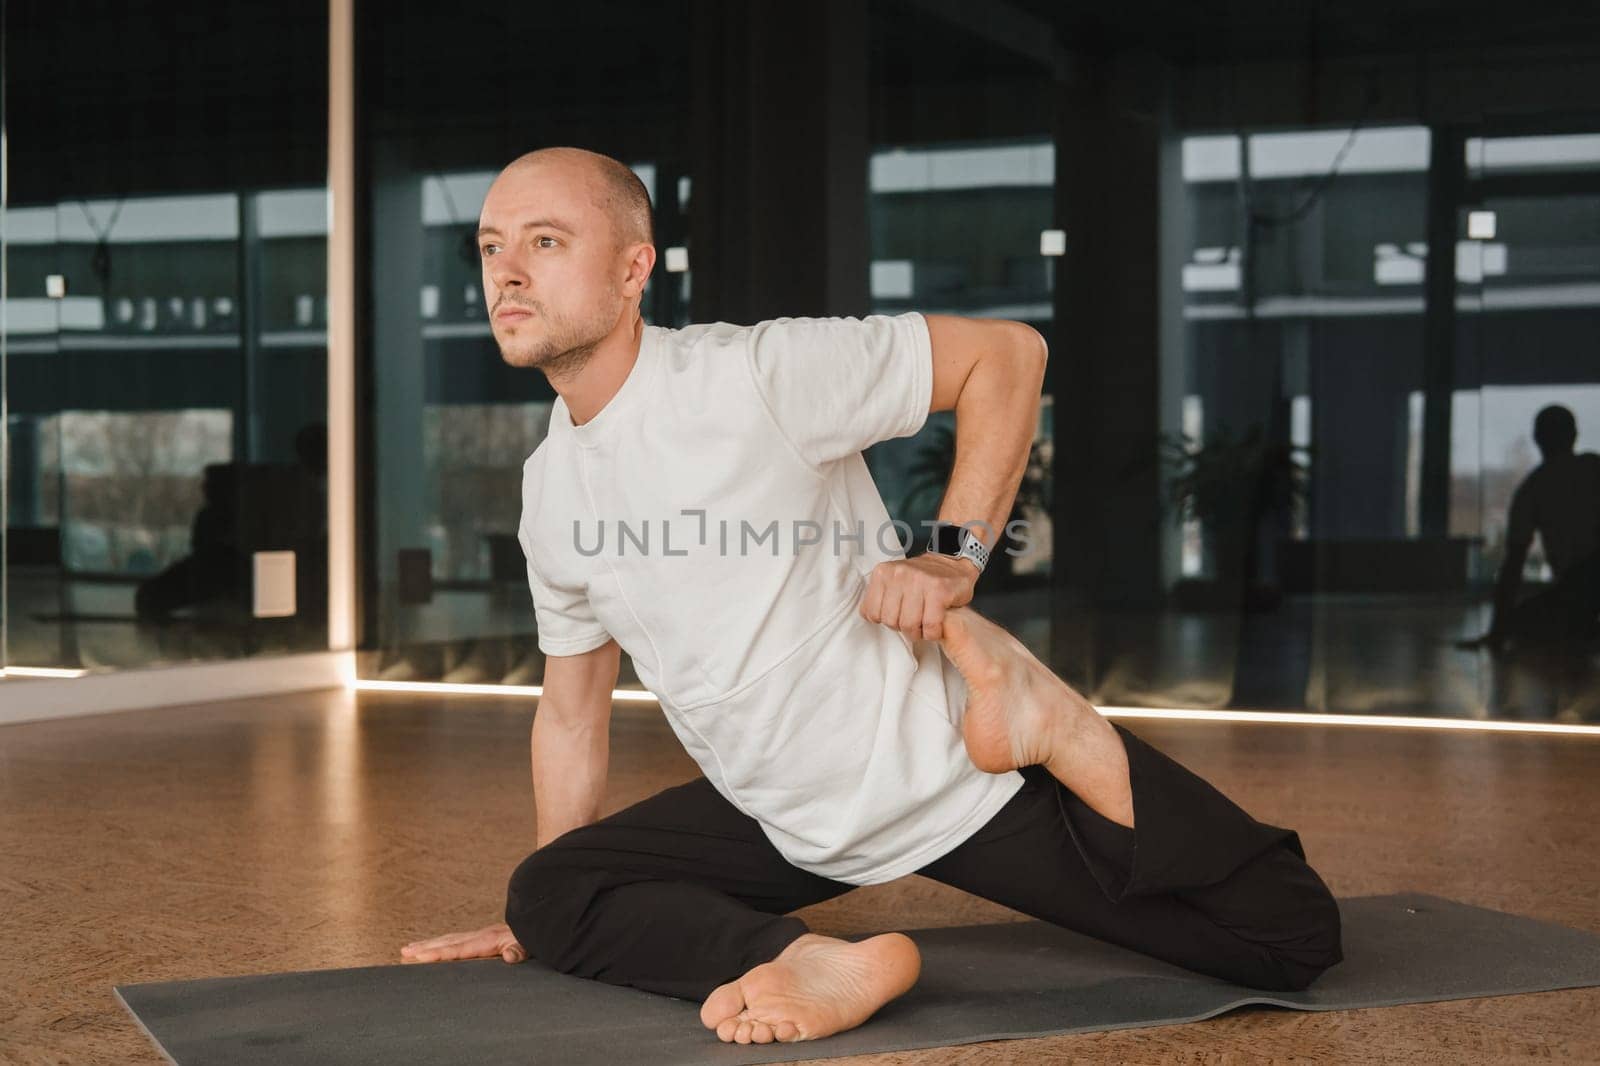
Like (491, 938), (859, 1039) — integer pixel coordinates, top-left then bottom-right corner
(939, 607), (1134, 826)
(939, 606), (1078, 772)
(698, 933), (921, 1045)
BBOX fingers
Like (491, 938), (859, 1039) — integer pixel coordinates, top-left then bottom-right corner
(896, 581), (949, 642)
(861, 558), (967, 641)
(879, 582), (905, 636)
(920, 594), (945, 642)
(400, 943), (466, 963)
(895, 585), (924, 639)
(861, 565), (921, 639)
(399, 925), (503, 964)
(859, 569), (886, 625)
(400, 935), (456, 962)
(861, 566), (905, 632)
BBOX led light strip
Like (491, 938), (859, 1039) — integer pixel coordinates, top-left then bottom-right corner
(353, 679), (661, 702)
(350, 680), (1600, 736)
(1096, 705), (1600, 736)
(1, 666), (91, 679)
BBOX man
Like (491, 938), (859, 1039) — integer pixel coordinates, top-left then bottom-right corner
(1463, 404), (1600, 654)
(401, 147), (1343, 1046)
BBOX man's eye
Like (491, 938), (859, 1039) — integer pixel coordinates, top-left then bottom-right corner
(480, 243), (500, 257)
(535, 236), (559, 248)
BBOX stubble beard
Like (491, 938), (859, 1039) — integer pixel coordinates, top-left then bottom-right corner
(495, 292), (619, 382)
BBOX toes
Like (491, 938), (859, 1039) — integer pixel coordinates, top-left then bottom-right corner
(734, 1019), (754, 1044)
(700, 981), (744, 1029)
(715, 1017), (739, 1042)
(751, 1021), (775, 1044)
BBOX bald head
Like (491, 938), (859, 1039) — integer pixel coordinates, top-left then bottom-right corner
(500, 147), (654, 251)
(477, 147), (657, 375)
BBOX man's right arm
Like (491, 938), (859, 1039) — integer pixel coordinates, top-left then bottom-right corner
(398, 591), (617, 966)
(1488, 482), (1536, 641)
(532, 637), (622, 848)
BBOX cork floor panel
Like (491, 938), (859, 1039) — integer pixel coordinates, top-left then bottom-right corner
(3, 690), (1599, 1064)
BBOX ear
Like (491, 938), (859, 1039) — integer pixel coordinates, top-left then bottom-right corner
(623, 243), (657, 297)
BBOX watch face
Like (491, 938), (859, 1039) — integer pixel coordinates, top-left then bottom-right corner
(932, 523), (964, 555)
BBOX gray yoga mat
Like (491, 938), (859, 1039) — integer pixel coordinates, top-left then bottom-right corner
(115, 892), (1600, 1065)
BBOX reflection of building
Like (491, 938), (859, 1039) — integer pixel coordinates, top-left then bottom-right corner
(868, 142), (1055, 321)
(7, 193), (328, 574)
(1180, 129), (1600, 576)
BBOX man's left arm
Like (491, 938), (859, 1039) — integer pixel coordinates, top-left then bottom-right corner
(859, 314), (1047, 641)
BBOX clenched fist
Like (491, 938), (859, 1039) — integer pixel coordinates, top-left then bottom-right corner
(859, 552), (978, 641)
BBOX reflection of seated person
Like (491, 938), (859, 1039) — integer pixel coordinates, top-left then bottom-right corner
(134, 463), (242, 620)
(1462, 405), (1600, 653)
(135, 424), (328, 622)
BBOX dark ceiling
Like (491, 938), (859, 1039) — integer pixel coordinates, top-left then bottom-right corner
(9, 0), (1600, 204)
(1009, 0), (1600, 63)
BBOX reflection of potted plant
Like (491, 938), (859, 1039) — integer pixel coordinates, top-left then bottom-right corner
(898, 424), (1052, 587)
(1160, 425), (1308, 609)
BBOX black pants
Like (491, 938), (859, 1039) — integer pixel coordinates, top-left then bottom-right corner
(505, 722), (1344, 1002)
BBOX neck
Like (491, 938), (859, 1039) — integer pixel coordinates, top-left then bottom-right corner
(549, 311), (644, 426)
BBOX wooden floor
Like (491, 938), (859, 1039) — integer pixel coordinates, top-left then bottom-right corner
(3, 690), (1599, 1065)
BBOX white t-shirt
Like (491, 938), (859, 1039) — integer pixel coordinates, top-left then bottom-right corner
(517, 312), (1025, 886)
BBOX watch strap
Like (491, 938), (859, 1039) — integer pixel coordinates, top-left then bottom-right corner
(931, 523), (990, 572)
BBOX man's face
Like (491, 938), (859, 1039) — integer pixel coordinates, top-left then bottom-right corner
(476, 161), (626, 371)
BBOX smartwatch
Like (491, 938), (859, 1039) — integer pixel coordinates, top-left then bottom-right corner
(929, 522), (990, 573)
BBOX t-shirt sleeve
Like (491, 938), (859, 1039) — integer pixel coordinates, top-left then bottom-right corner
(517, 499), (612, 658)
(745, 312), (934, 469)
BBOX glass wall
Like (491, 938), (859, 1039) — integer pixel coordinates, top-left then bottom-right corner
(1096, 72), (1600, 720)
(1152, 126), (1444, 713)
(352, 1), (1600, 721)
(863, 8), (1059, 660)
(7, 1), (1593, 722)
(358, 4), (692, 686)
(3, 0), (328, 677)
(1459, 132), (1600, 718)
(357, 1), (1064, 686)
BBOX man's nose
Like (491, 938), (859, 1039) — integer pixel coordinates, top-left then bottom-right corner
(492, 258), (528, 290)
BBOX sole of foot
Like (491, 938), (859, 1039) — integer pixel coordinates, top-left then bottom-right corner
(699, 932), (921, 1045)
(940, 605), (1095, 775)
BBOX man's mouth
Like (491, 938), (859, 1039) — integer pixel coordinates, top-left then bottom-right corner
(495, 306), (535, 322)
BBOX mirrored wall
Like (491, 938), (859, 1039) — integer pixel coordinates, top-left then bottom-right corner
(3, 0), (329, 680)
(357, 2), (693, 687)
(353, 0), (1600, 722)
(4, 0), (1597, 723)
(1072, 56), (1600, 722)
(1098, 122), (1600, 719)
(862, 11), (1059, 662)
